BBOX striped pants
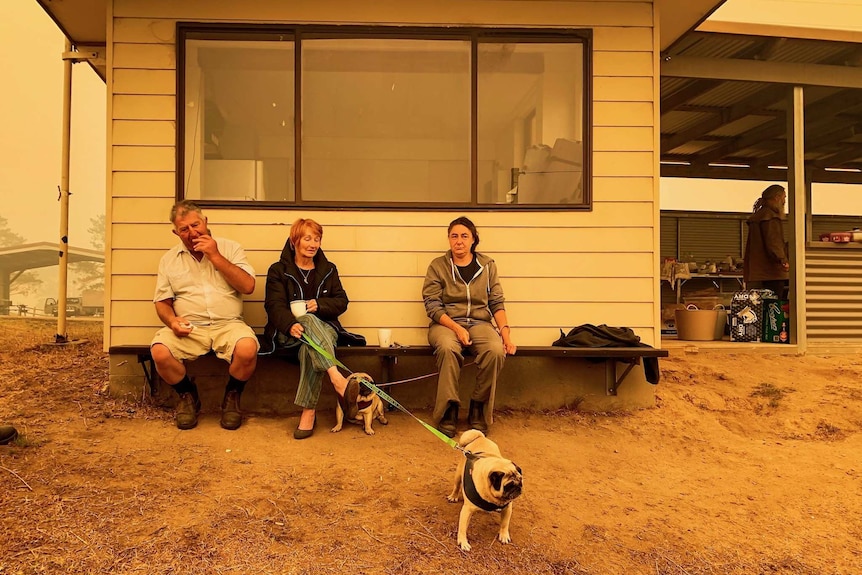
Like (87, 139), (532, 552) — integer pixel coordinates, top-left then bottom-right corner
(294, 314), (339, 409)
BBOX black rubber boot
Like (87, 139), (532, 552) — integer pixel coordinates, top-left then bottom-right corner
(437, 401), (459, 438)
(468, 400), (488, 433)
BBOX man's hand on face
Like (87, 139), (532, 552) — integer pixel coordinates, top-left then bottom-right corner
(192, 234), (218, 258)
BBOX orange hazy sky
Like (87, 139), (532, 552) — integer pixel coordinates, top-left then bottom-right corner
(0, 0), (106, 247)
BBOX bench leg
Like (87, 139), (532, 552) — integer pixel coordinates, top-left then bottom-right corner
(605, 359), (638, 396)
(138, 353), (160, 398)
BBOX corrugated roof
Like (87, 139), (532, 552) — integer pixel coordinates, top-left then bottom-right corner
(661, 31), (862, 182)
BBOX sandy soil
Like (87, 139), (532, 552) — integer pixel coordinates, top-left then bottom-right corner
(1, 317), (860, 574)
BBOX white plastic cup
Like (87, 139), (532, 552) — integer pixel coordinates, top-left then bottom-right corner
(377, 329), (392, 348)
(290, 300), (307, 317)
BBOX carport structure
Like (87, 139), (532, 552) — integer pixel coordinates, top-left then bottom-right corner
(0, 242), (104, 313)
(660, 21), (862, 347)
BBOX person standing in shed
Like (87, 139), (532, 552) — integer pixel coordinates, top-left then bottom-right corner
(743, 184), (790, 299)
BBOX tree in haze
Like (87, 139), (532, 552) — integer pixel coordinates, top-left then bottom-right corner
(70, 213), (105, 293)
(0, 215), (43, 297)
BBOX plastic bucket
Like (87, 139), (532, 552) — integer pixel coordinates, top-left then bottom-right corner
(675, 305), (720, 341)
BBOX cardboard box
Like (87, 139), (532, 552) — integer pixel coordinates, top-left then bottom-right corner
(730, 289), (776, 342)
(762, 300), (790, 343)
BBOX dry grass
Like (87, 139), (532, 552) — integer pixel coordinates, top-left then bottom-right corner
(0, 318), (855, 574)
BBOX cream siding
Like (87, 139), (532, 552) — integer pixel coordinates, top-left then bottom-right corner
(113, 120), (175, 146)
(113, 95), (174, 120)
(112, 172), (175, 197)
(593, 127), (654, 151)
(112, 146), (174, 171)
(108, 0), (660, 349)
(113, 70), (175, 95)
(594, 77), (654, 102)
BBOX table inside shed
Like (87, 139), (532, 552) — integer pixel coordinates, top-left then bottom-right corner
(663, 273), (743, 305)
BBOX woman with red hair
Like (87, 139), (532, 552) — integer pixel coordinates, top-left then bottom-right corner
(262, 218), (358, 439)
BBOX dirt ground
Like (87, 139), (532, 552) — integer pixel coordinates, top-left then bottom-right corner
(1, 317), (860, 574)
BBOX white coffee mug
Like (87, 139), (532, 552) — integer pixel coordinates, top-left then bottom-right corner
(377, 328), (392, 348)
(290, 300), (307, 318)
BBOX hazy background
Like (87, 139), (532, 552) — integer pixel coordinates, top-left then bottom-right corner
(0, 0), (859, 312)
(0, 0), (105, 312)
(1, 1), (106, 243)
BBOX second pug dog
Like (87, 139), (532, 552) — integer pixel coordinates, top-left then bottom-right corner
(447, 429), (523, 551)
(331, 372), (388, 435)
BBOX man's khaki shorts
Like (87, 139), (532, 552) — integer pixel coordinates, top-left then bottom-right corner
(150, 320), (259, 363)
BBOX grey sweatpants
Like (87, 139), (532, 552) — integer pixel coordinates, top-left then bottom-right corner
(428, 321), (505, 427)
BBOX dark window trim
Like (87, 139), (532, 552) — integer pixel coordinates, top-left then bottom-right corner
(176, 22), (593, 211)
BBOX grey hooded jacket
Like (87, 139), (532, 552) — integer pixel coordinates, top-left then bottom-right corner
(422, 251), (506, 325)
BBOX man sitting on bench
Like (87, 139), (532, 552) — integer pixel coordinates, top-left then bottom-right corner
(150, 200), (259, 431)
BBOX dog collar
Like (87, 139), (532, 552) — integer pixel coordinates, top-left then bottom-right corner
(463, 456), (509, 513)
(357, 398), (373, 410)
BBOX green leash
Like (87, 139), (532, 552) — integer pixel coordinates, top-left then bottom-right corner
(301, 333), (459, 449)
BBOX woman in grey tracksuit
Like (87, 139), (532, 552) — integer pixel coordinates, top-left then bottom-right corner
(422, 217), (516, 437)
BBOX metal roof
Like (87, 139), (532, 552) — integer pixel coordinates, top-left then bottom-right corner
(35, 0), (107, 79)
(0, 242), (104, 273)
(661, 30), (862, 183)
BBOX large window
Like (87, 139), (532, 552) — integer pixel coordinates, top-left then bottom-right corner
(179, 25), (590, 209)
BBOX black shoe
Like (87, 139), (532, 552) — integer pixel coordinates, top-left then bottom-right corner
(220, 390), (242, 430)
(175, 392), (201, 430)
(0, 425), (18, 445)
(437, 401), (459, 438)
(468, 400), (488, 433)
(338, 376), (360, 421)
(293, 415), (316, 440)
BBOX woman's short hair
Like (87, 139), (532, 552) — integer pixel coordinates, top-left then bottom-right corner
(289, 218), (324, 251)
(448, 216), (480, 253)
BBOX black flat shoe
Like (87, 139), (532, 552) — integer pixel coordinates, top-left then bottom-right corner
(0, 425), (18, 445)
(342, 376), (360, 420)
(293, 415), (316, 440)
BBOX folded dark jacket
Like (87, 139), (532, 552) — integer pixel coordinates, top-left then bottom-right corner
(552, 324), (660, 384)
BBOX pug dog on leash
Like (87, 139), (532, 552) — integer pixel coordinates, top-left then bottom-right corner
(331, 372), (388, 435)
(447, 429), (523, 551)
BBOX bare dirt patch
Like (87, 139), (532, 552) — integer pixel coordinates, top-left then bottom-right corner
(1, 318), (861, 574)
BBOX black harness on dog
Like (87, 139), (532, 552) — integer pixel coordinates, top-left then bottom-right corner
(463, 452), (509, 513)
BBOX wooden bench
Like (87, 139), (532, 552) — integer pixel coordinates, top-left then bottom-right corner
(109, 339), (668, 398)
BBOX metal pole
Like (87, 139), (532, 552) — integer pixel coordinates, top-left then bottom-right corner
(56, 38), (73, 344)
(787, 85), (807, 351)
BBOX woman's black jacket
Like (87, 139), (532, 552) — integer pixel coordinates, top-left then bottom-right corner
(260, 241), (350, 355)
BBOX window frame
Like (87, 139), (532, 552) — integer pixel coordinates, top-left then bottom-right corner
(176, 23), (592, 211)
